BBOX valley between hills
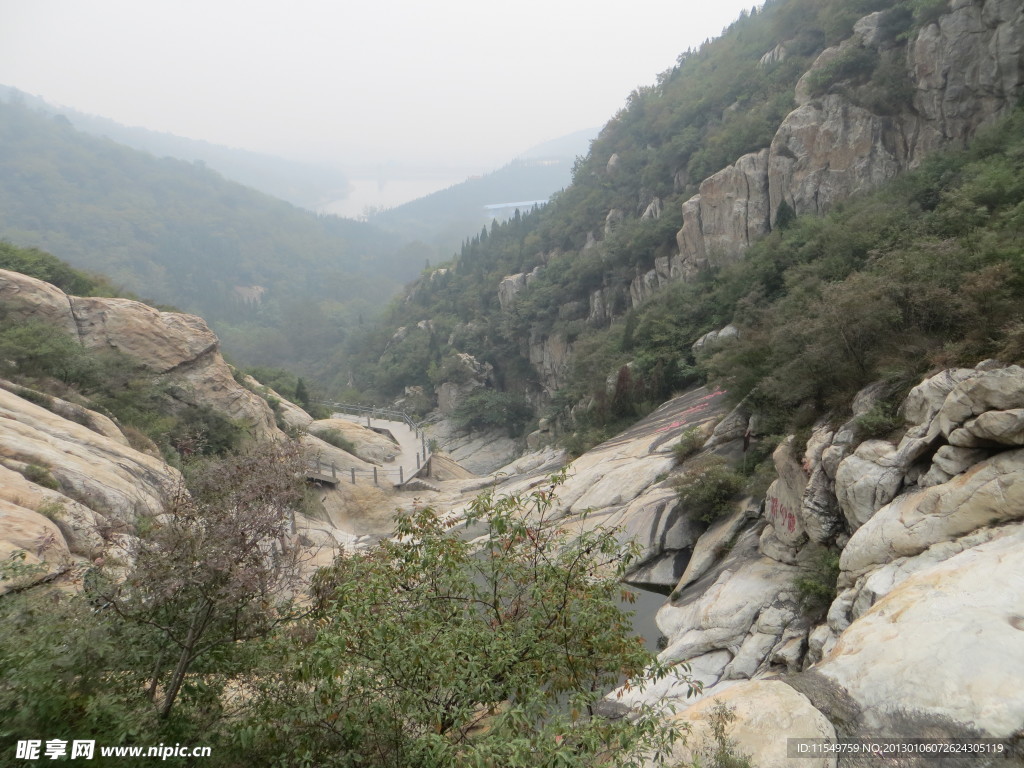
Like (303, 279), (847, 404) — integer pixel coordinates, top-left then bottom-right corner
(2, 0), (1024, 765)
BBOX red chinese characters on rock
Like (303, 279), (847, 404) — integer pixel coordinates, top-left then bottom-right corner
(655, 389), (727, 434)
(767, 495), (797, 533)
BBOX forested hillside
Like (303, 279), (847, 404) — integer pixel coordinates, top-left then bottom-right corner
(0, 98), (430, 379)
(345, 0), (1024, 450)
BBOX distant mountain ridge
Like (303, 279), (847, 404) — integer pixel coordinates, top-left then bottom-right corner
(0, 84), (350, 210)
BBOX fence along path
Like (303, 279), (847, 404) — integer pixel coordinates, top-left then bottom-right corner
(310, 403), (432, 488)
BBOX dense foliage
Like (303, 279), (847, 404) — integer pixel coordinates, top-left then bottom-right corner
(0, 445), (309, 763)
(0, 472), (687, 767)
(602, 107), (1024, 434)
(0, 240), (123, 297)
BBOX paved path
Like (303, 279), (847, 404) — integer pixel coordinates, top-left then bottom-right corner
(332, 412), (429, 487)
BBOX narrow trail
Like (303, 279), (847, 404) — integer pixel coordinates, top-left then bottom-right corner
(332, 411), (430, 487)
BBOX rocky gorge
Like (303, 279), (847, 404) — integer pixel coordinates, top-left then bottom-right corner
(3, 1), (1024, 764)
(2, 260), (1023, 764)
(409, 362), (1024, 766)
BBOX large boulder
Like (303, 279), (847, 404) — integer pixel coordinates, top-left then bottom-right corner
(676, 150), (770, 276)
(819, 526), (1024, 738)
(840, 447), (1024, 581)
(0, 463), (104, 559)
(909, 0), (1024, 161)
(70, 295), (218, 372)
(620, 487), (704, 592)
(833, 440), (904, 530)
(0, 387), (182, 524)
(655, 680), (836, 768)
(934, 364), (1024, 438)
(658, 552), (801, 667)
(950, 409), (1024, 447)
(0, 269), (80, 337)
(691, 324), (740, 356)
(434, 353), (493, 416)
(763, 439), (808, 547)
(0, 499), (71, 594)
(0, 387), (186, 587)
(673, 505), (753, 593)
(0, 269), (282, 442)
(528, 331), (573, 395)
(0, 380), (129, 447)
(241, 376), (313, 433)
(497, 272), (529, 311)
(429, 419), (520, 476)
(769, 95), (905, 222)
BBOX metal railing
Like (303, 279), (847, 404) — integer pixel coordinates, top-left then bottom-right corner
(310, 402), (438, 487)
(307, 457), (413, 487)
(320, 402), (422, 432)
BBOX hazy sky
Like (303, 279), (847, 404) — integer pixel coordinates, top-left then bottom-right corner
(1, 0), (759, 172)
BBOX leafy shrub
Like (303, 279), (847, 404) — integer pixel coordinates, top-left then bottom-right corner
(165, 404), (243, 458)
(23, 464), (59, 490)
(315, 428), (357, 455)
(686, 702), (754, 768)
(427, 352), (476, 386)
(0, 320), (98, 386)
(674, 458), (745, 523)
(804, 46), (879, 98)
(774, 199), (797, 230)
(874, 5), (915, 44)
(245, 476), (687, 767)
(0, 241), (115, 297)
(910, 0), (949, 27)
(854, 403), (902, 439)
(673, 427), (706, 464)
(859, 49), (915, 115)
(794, 550), (842, 618)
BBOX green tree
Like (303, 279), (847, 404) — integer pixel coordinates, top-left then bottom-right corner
(97, 442), (308, 720)
(240, 476), (692, 767)
(0, 319), (96, 385)
(0, 586), (156, 753)
(294, 377), (310, 408)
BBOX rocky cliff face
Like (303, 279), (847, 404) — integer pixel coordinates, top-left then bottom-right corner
(0, 269), (400, 589)
(0, 269), (282, 442)
(657, 0), (1024, 295)
(0, 268), (291, 587)
(633, 362), (1024, 764)
(0, 383), (184, 592)
(496, 1), (1024, 399)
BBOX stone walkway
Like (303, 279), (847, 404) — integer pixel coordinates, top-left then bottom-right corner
(332, 412), (429, 487)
